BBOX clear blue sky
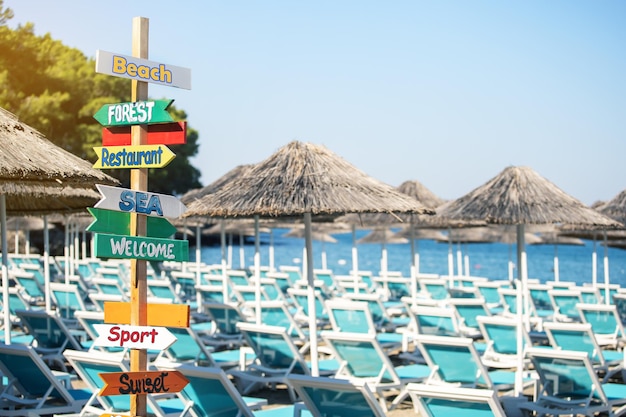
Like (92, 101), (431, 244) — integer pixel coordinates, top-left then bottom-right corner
(6, 1), (626, 205)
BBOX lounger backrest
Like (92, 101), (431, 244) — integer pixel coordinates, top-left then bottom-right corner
(289, 374), (386, 417)
(526, 348), (604, 404)
(156, 361), (255, 417)
(326, 299), (375, 334)
(407, 383), (506, 417)
(415, 335), (489, 387)
(543, 322), (604, 365)
(237, 322), (308, 374)
(0, 344), (73, 404)
(321, 331), (397, 384)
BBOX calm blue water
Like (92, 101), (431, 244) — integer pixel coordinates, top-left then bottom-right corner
(192, 228), (626, 287)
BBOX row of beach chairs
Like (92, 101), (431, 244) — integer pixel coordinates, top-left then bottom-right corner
(3, 255), (626, 416)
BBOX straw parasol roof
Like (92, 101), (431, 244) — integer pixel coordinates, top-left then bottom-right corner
(435, 166), (622, 229)
(180, 164), (254, 205)
(184, 141), (434, 219)
(594, 189), (626, 227)
(0, 107), (118, 214)
(397, 180), (446, 209)
(336, 179), (443, 227)
(357, 228), (408, 245)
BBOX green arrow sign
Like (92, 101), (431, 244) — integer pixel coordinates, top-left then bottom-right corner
(94, 233), (188, 262)
(87, 208), (177, 238)
(93, 99), (174, 126)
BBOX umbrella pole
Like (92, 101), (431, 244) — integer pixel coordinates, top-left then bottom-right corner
(321, 240), (327, 270)
(13, 219), (18, 255)
(603, 230), (610, 304)
(44, 215), (51, 313)
(381, 236), (388, 295)
(592, 232), (597, 288)
(196, 223), (202, 313)
(508, 243), (514, 283)
(304, 213), (319, 376)
(254, 216), (261, 325)
(553, 240), (559, 283)
(351, 225), (359, 293)
(269, 229), (275, 272)
(463, 243), (470, 277)
(81, 228), (87, 260)
(63, 215), (69, 284)
(409, 221), (417, 306)
(447, 227), (454, 277)
(515, 224), (528, 397)
(1, 195), (10, 344)
(221, 221), (228, 303)
(239, 233), (245, 269)
(456, 241), (462, 278)
(227, 233), (233, 268)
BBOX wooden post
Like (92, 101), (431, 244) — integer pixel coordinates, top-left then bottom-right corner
(130, 16), (149, 417)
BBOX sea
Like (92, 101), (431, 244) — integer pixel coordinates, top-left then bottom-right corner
(192, 228), (626, 287)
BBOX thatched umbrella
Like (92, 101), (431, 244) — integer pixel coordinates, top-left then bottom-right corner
(336, 179), (445, 302)
(184, 141), (434, 375)
(0, 107), (118, 342)
(435, 165), (621, 396)
(180, 164), (254, 206)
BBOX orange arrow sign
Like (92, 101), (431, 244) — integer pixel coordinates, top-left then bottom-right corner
(99, 370), (188, 396)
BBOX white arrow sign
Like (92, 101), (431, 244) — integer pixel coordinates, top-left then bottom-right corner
(93, 324), (177, 350)
(95, 184), (186, 219)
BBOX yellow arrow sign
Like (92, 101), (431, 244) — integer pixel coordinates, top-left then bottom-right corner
(93, 145), (175, 169)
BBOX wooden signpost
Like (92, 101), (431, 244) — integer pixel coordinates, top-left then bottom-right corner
(99, 370), (188, 396)
(91, 17), (191, 417)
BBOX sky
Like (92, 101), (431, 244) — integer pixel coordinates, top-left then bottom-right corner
(5, 1), (626, 205)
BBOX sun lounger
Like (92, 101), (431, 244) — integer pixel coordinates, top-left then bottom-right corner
(524, 347), (626, 416)
(0, 343), (90, 416)
(407, 383), (508, 417)
(321, 330), (430, 411)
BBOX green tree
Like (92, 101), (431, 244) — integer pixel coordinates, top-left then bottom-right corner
(0, 5), (202, 194)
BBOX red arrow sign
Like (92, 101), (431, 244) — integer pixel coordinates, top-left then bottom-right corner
(102, 121), (186, 146)
(99, 370), (188, 396)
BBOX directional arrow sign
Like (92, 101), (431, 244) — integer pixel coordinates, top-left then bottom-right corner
(102, 121), (187, 146)
(87, 208), (177, 238)
(104, 302), (190, 328)
(93, 144), (175, 169)
(96, 50), (191, 90)
(94, 233), (189, 262)
(95, 184), (187, 218)
(99, 370), (189, 396)
(93, 324), (177, 350)
(94, 99), (174, 127)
